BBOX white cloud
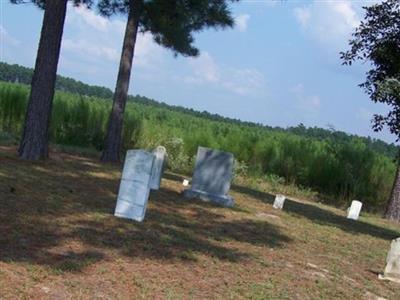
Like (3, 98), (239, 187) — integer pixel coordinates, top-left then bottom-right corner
(186, 52), (219, 83)
(63, 3), (263, 96)
(62, 4), (163, 71)
(134, 33), (164, 68)
(63, 39), (120, 62)
(0, 25), (20, 46)
(291, 83), (321, 112)
(332, 1), (359, 28)
(66, 3), (125, 33)
(184, 52), (265, 96)
(264, 0), (278, 7)
(235, 14), (250, 32)
(356, 107), (373, 121)
(222, 69), (264, 95)
(72, 5), (110, 31)
(61, 3), (263, 96)
(306, 95), (321, 110)
(294, 7), (311, 27)
(293, 0), (363, 49)
(0, 25), (21, 62)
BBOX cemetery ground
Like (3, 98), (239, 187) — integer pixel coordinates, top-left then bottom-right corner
(0, 146), (399, 299)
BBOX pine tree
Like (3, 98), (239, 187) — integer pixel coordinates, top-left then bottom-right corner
(11, 0), (93, 160)
(341, 0), (400, 222)
(99, 0), (237, 162)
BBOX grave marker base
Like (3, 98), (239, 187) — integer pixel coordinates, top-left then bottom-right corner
(183, 189), (234, 207)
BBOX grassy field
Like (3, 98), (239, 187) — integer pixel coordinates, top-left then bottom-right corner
(0, 146), (399, 299)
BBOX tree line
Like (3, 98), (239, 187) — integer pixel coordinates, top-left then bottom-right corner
(0, 62), (113, 99)
(0, 81), (395, 211)
(1, 62), (398, 159)
(10, 0), (236, 162)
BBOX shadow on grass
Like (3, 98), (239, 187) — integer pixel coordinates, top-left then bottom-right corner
(232, 184), (400, 240)
(0, 150), (291, 273)
(71, 186), (291, 263)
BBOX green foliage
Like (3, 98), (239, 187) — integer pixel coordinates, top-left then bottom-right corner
(233, 159), (249, 178)
(98, 0), (235, 57)
(0, 82), (141, 152)
(0, 83), (28, 134)
(2, 62), (398, 158)
(341, 0), (400, 138)
(163, 138), (193, 174)
(0, 81), (396, 210)
(0, 62), (113, 99)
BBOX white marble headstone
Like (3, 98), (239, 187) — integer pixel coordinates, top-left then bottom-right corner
(149, 146), (167, 190)
(273, 194), (286, 210)
(379, 237), (400, 283)
(114, 150), (155, 222)
(347, 200), (362, 220)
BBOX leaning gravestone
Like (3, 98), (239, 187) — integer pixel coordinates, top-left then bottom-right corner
(183, 146), (234, 207)
(379, 237), (400, 283)
(149, 146), (167, 190)
(114, 150), (155, 222)
(347, 200), (362, 220)
(273, 194), (286, 210)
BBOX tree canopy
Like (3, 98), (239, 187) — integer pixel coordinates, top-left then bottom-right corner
(342, 0), (400, 221)
(10, 0), (93, 9)
(10, 0), (97, 160)
(341, 0), (400, 138)
(99, 0), (238, 162)
(98, 0), (236, 57)
(2, 61), (398, 158)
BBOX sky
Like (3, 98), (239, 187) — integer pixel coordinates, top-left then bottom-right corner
(0, 0), (396, 144)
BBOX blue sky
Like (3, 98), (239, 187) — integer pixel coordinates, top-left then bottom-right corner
(0, 0), (395, 143)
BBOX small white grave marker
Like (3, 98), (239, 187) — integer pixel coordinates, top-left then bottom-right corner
(346, 200), (362, 220)
(379, 237), (400, 283)
(273, 194), (286, 210)
(182, 179), (190, 187)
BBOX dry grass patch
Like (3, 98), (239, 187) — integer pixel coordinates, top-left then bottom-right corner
(0, 146), (399, 299)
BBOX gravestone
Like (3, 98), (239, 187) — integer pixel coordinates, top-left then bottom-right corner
(273, 194), (286, 210)
(114, 150), (155, 222)
(149, 146), (167, 190)
(183, 146), (234, 207)
(346, 200), (362, 220)
(379, 237), (400, 283)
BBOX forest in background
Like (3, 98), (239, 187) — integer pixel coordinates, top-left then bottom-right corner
(0, 62), (398, 211)
(1, 62), (397, 157)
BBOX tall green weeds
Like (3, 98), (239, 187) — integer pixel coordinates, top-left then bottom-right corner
(0, 81), (395, 210)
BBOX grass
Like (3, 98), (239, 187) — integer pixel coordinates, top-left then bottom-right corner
(0, 145), (399, 299)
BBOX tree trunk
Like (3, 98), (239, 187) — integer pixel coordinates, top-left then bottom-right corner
(385, 153), (400, 222)
(101, 0), (143, 162)
(18, 0), (68, 160)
